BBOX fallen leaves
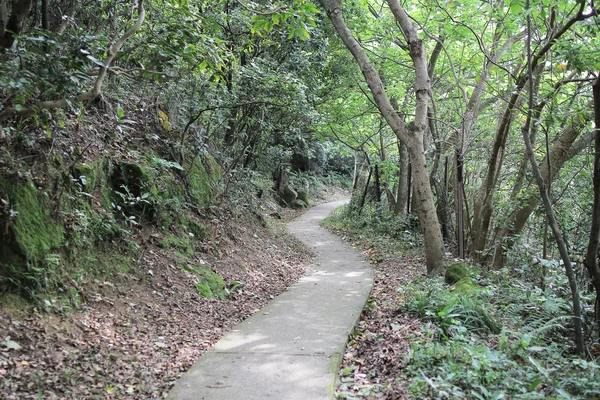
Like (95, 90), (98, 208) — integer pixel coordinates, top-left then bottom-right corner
(336, 251), (427, 399)
(0, 214), (310, 399)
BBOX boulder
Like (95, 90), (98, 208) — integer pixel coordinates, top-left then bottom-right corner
(278, 185), (297, 206)
(290, 199), (307, 209)
(297, 188), (309, 204)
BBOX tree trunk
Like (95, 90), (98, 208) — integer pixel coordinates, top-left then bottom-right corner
(374, 163), (381, 203)
(41, 0), (48, 30)
(0, 0), (34, 52)
(456, 148), (465, 258)
(359, 167), (372, 214)
(319, 0), (445, 274)
(492, 122), (592, 267)
(394, 139), (409, 215)
(522, 6), (584, 354)
(0, 0), (8, 39)
(584, 77), (600, 328)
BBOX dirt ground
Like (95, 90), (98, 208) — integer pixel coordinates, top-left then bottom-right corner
(335, 246), (427, 399)
(0, 205), (313, 399)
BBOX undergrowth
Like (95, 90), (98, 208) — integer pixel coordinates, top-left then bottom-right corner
(322, 204), (422, 264)
(326, 204), (600, 399)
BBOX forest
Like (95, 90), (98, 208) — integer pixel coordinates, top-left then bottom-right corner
(1, 0), (600, 398)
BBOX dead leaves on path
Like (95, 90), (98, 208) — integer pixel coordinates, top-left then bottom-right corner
(337, 250), (427, 400)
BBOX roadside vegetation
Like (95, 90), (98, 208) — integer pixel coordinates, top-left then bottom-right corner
(1, 0), (600, 398)
(325, 203), (600, 399)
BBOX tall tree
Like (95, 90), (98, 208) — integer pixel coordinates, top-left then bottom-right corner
(318, 0), (445, 274)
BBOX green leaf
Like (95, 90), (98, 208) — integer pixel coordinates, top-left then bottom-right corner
(528, 377), (544, 391)
(117, 105), (125, 119)
(300, 3), (319, 13)
(86, 55), (106, 68)
(297, 28), (310, 40)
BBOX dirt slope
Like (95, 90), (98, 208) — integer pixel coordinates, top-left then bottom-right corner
(0, 210), (311, 399)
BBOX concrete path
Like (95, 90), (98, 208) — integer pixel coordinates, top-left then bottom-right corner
(168, 200), (373, 400)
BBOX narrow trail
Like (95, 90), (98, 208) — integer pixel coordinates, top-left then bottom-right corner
(168, 200), (373, 400)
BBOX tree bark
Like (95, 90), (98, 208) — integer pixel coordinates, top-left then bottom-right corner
(0, 0), (8, 39)
(584, 77), (600, 328)
(359, 166), (372, 214)
(374, 162), (381, 203)
(0, 0), (33, 52)
(394, 139), (409, 215)
(492, 121), (592, 267)
(319, 0), (445, 273)
(522, 4), (584, 354)
(41, 0), (48, 30)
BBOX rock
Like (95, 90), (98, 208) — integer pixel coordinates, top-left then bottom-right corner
(452, 277), (479, 294)
(297, 189), (309, 204)
(278, 186), (297, 206)
(290, 199), (307, 209)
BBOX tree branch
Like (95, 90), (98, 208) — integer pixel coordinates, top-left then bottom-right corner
(0, 0), (146, 122)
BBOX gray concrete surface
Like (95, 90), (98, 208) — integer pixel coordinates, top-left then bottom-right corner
(168, 200), (373, 400)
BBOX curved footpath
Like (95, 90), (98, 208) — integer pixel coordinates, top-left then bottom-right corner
(168, 200), (373, 400)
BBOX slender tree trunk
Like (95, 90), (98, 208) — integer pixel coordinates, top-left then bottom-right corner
(359, 167), (373, 214)
(374, 163), (381, 203)
(522, 5), (584, 354)
(0, 0), (8, 39)
(394, 139), (409, 215)
(584, 77), (600, 328)
(319, 0), (445, 273)
(406, 162), (412, 215)
(456, 148), (465, 258)
(41, 0), (49, 30)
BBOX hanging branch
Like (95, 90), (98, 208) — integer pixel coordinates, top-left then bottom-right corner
(522, 0), (584, 354)
(0, 0), (146, 122)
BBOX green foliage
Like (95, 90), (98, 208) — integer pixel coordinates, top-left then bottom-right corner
(400, 268), (600, 399)
(322, 204), (422, 250)
(444, 262), (481, 285)
(0, 178), (64, 263)
(183, 265), (227, 300)
(185, 156), (221, 208)
(401, 278), (501, 338)
(159, 234), (194, 256)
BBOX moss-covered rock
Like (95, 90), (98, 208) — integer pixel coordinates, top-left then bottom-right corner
(0, 178), (64, 263)
(445, 262), (470, 285)
(73, 163), (99, 193)
(290, 199), (307, 209)
(452, 277), (480, 294)
(195, 268), (226, 300)
(278, 186), (297, 206)
(185, 156), (221, 208)
(297, 188), (309, 204)
(151, 171), (185, 228)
